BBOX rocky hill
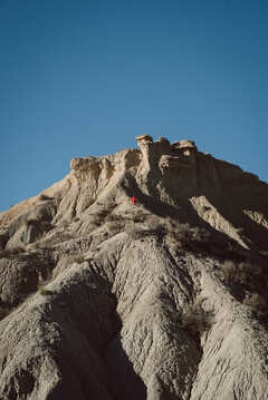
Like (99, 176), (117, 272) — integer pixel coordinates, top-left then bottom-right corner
(0, 135), (268, 400)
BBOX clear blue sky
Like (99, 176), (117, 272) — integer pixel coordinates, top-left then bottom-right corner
(1, 0), (267, 212)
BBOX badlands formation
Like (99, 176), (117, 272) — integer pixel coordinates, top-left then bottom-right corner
(0, 135), (268, 399)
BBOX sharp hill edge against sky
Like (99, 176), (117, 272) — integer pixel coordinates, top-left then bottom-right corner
(0, 0), (267, 212)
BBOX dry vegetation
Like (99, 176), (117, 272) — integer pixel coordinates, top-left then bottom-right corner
(38, 194), (52, 201)
(221, 259), (268, 323)
(39, 287), (54, 296)
(123, 216), (268, 325)
(0, 246), (26, 259)
(181, 302), (215, 345)
(73, 255), (85, 264)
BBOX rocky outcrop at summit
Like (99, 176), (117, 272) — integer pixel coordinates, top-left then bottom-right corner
(0, 136), (268, 399)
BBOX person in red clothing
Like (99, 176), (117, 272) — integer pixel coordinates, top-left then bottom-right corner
(131, 196), (138, 205)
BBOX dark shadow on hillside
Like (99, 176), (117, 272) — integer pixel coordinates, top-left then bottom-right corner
(193, 154), (268, 251)
(121, 173), (256, 261)
(124, 150), (268, 252)
(122, 173), (207, 226)
(105, 333), (147, 400)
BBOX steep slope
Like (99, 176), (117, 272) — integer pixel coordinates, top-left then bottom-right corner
(0, 136), (268, 400)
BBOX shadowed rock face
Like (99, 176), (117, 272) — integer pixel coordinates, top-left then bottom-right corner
(0, 136), (268, 400)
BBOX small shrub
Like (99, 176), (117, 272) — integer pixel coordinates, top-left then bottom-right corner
(0, 249), (10, 259)
(126, 223), (164, 240)
(89, 214), (103, 227)
(164, 221), (195, 251)
(181, 304), (214, 343)
(12, 246), (26, 254)
(39, 194), (51, 201)
(133, 215), (146, 223)
(96, 209), (110, 220)
(106, 213), (122, 223)
(61, 220), (69, 227)
(106, 220), (125, 233)
(221, 260), (263, 290)
(73, 255), (85, 264)
(221, 260), (237, 281)
(243, 292), (267, 320)
(0, 246), (26, 259)
(125, 226), (148, 239)
(39, 287), (54, 296)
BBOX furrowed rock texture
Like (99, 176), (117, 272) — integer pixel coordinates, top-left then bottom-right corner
(0, 136), (268, 399)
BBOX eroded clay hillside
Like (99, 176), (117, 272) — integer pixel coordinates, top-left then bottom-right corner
(0, 136), (268, 400)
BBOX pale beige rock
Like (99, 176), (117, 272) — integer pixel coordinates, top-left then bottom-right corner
(0, 136), (268, 399)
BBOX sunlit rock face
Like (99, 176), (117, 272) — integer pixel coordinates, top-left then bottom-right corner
(0, 136), (268, 400)
(135, 135), (199, 200)
(136, 135), (197, 174)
